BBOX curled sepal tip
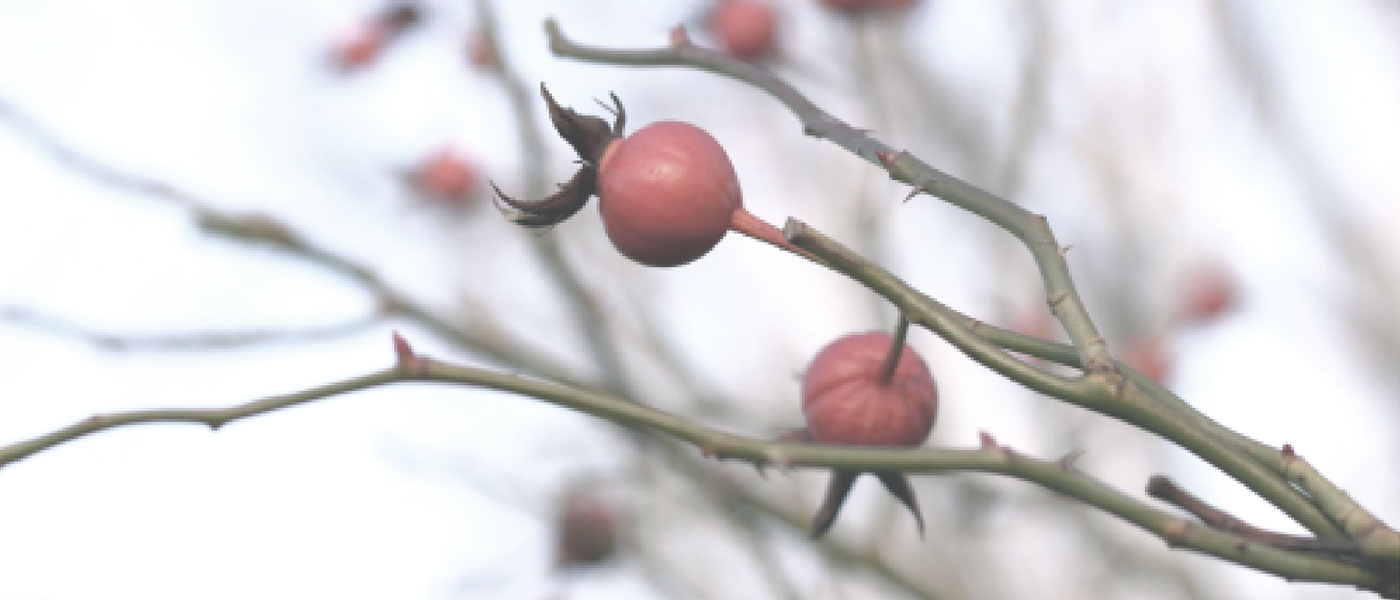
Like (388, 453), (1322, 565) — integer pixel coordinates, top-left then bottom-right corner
(491, 166), (596, 228)
(539, 83), (622, 164)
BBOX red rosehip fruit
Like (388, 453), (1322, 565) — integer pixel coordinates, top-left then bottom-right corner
(411, 146), (479, 204)
(331, 23), (388, 72)
(709, 0), (778, 60)
(1179, 266), (1236, 325)
(596, 121), (744, 267)
(802, 331), (938, 446)
(799, 331), (937, 538)
(555, 491), (618, 568)
(498, 87), (804, 267)
(1122, 337), (1172, 384)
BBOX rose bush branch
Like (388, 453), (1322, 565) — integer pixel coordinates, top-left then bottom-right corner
(476, 11), (953, 594)
(543, 18), (1114, 391)
(0, 336), (1389, 595)
(473, 0), (634, 399)
(536, 20), (1399, 553)
(783, 218), (1400, 560)
(0, 304), (382, 351)
(0, 100), (599, 393)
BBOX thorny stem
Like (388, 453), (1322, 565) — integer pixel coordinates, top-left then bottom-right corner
(475, 7), (946, 596)
(781, 219), (1376, 549)
(0, 345), (1391, 596)
(538, 20), (1400, 560)
(544, 18), (1117, 388)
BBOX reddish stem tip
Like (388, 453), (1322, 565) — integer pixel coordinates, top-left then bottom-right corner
(392, 330), (415, 364)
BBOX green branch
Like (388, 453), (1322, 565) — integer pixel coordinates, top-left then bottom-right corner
(536, 19), (1400, 560)
(0, 347), (1389, 595)
(543, 17), (1116, 396)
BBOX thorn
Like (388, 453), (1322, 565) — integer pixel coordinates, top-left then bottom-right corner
(1058, 244), (1074, 257)
(902, 186), (924, 203)
(392, 330), (415, 365)
(669, 25), (691, 48)
(1281, 443), (1296, 458)
(978, 430), (998, 450)
(1058, 449), (1084, 470)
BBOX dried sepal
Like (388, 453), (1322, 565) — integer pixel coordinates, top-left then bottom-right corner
(540, 84), (616, 163)
(492, 165), (596, 228)
(875, 472), (925, 539)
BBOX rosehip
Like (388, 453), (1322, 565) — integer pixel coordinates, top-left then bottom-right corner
(1179, 266), (1236, 325)
(709, 0), (778, 60)
(411, 146), (479, 204)
(331, 24), (388, 72)
(596, 121), (742, 266)
(555, 490), (618, 568)
(1122, 337), (1172, 384)
(802, 331), (938, 446)
(328, 3), (422, 74)
(495, 86), (803, 267)
(798, 330), (938, 538)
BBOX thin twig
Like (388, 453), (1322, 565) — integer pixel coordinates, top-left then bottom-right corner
(544, 17), (1117, 398)
(0, 304), (383, 351)
(1148, 476), (1365, 555)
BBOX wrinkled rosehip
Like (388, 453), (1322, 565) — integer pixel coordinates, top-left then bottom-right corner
(797, 330), (938, 538)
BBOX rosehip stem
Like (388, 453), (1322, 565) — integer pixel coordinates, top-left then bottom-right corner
(877, 314), (910, 385)
(728, 207), (827, 265)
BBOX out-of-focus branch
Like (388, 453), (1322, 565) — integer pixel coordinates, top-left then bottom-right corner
(473, 0), (635, 399)
(0, 99), (597, 393)
(0, 304), (382, 351)
(544, 18), (1117, 390)
(1, 339), (1388, 595)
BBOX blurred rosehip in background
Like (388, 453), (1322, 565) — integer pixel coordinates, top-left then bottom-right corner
(1179, 264), (1238, 326)
(410, 146), (480, 206)
(1121, 337), (1172, 384)
(554, 489), (619, 568)
(328, 3), (423, 73)
(709, 0), (778, 61)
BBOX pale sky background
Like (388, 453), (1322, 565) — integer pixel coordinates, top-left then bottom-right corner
(0, 1), (1396, 599)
